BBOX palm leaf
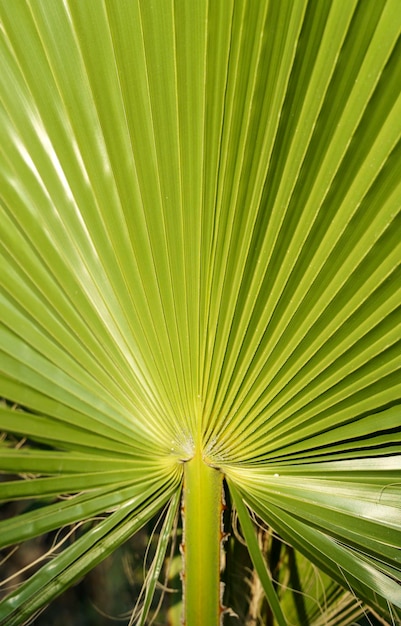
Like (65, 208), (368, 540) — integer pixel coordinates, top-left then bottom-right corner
(1, 0), (400, 623)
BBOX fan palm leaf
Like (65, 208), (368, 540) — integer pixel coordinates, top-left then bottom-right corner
(1, 0), (400, 624)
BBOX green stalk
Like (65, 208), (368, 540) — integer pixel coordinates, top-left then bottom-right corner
(183, 449), (223, 625)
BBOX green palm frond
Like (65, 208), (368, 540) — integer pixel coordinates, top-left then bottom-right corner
(1, 0), (400, 624)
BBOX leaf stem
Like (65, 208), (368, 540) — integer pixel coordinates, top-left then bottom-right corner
(183, 449), (223, 625)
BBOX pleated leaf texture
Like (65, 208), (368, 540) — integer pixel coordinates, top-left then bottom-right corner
(0, 1), (400, 625)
